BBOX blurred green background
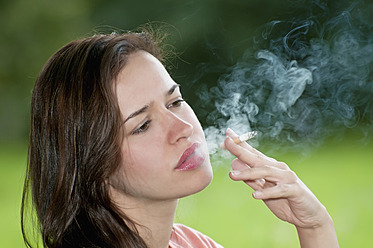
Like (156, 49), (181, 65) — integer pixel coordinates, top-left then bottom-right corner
(1, 0), (372, 247)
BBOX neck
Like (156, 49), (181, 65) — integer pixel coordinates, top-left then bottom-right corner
(114, 194), (178, 248)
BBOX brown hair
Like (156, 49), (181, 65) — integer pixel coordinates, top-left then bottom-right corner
(21, 31), (165, 248)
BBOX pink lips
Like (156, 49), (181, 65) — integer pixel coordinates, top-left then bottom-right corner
(175, 143), (205, 171)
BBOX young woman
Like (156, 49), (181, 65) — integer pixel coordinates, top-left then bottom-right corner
(21, 31), (339, 247)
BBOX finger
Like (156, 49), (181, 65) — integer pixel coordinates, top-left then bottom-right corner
(225, 135), (289, 170)
(230, 159), (266, 189)
(229, 165), (294, 184)
(226, 128), (289, 169)
(252, 183), (294, 200)
(224, 137), (265, 168)
(231, 158), (250, 171)
(226, 128), (265, 157)
(225, 127), (237, 138)
(244, 179), (265, 191)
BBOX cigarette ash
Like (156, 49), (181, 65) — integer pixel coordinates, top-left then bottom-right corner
(199, 0), (373, 155)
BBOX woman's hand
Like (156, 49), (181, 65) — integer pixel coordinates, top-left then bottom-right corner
(224, 128), (339, 247)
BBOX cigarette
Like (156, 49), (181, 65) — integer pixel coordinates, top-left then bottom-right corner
(220, 131), (257, 149)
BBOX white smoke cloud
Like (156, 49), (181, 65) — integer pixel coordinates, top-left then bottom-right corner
(200, 0), (373, 154)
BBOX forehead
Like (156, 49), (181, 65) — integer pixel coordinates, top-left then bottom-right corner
(116, 51), (177, 116)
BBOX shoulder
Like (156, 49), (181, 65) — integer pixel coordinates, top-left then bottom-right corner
(169, 223), (224, 248)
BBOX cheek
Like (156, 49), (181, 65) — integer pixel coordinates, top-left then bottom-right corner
(121, 141), (163, 176)
(110, 149), (155, 194)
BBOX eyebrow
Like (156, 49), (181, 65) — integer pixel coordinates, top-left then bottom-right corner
(168, 83), (180, 96)
(122, 84), (180, 124)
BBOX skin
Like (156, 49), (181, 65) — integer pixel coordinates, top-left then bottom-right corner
(225, 128), (339, 247)
(108, 50), (338, 247)
(109, 51), (213, 248)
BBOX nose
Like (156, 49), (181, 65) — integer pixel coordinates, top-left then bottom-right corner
(163, 110), (194, 144)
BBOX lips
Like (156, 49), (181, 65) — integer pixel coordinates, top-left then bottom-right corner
(175, 143), (205, 171)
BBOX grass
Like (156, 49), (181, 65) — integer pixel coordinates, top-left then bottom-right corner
(0, 143), (27, 248)
(1, 135), (372, 247)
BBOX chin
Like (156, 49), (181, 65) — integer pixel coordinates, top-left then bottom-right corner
(183, 162), (213, 198)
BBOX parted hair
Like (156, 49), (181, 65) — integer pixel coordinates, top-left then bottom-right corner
(21, 30), (166, 248)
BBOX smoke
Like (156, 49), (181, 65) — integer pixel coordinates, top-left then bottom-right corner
(199, 0), (373, 154)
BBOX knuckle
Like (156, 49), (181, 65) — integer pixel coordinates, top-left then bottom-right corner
(261, 164), (272, 175)
(287, 170), (298, 181)
(262, 164), (271, 170)
(277, 183), (291, 196)
(255, 153), (262, 160)
(277, 161), (288, 169)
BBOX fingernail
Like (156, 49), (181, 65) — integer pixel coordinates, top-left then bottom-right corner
(253, 191), (262, 198)
(230, 170), (241, 176)
(226, 128), (233, 135)
(255, 179), (265, 187)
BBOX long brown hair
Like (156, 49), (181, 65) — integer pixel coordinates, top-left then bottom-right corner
(21, 31), (166, 248)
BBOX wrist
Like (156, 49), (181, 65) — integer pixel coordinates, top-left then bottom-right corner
(296, 213), (339, 248)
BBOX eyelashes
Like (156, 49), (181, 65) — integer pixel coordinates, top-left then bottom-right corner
(131, 98), (186, 135)
(132, 120), (151, 135)
(167, 98), (185, 109)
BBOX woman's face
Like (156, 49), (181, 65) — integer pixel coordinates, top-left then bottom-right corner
(109, 51), (212, 203)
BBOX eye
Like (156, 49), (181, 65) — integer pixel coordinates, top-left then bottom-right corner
(167, 98), (185, 109)
(132, 120), (151, 135)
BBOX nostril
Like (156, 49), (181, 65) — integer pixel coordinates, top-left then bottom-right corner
(177, 123), (194, 142)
